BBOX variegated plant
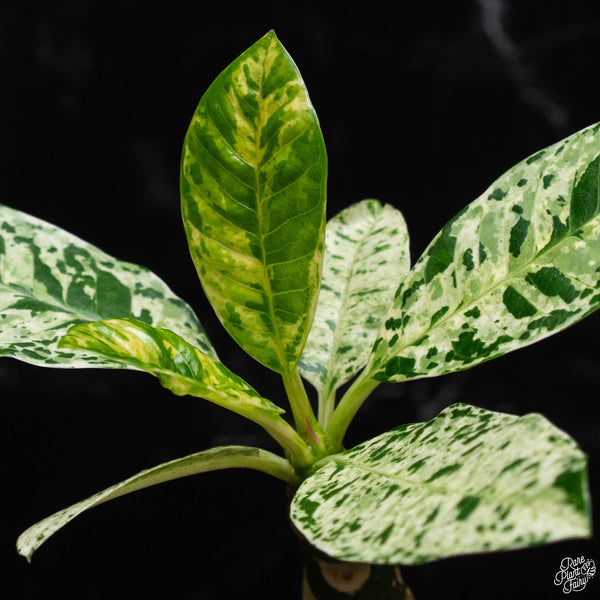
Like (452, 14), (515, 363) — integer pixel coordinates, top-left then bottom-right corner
(5, 30), (597, 598)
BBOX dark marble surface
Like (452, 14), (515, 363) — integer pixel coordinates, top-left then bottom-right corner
(3, 1), (600, 598)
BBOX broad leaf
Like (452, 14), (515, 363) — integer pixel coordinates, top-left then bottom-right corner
(367, 122), (600, 382)
(58, 318), (283, 422)
(299, 199), (409, 407)
(18, 445), (296, 561)
(290, 403), (591, 564)
(181, 30), (327, 375)
(0, 204), (215, 367)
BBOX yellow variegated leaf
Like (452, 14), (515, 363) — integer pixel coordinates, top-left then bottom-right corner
(57, 318), (315, 467)
(58, 318), (283, 421)
(180, 30), (327, 375)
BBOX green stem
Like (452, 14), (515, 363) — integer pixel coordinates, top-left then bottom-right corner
(234, 447), (300, 485)
(317, 388), (336, 430)
(326, 372), (380, 451)
(283, 369), (328, 456)
(261, 413), (315, 471)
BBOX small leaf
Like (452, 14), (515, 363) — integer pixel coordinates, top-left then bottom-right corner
(18, 445), (297, 561)
(290, 403), (591, 564)
(368, 121), (600, 382)
(0, 204), (215, 367)
(58, 318), (283, 420)
(299, 199), (409, 404)
(181, 30), (327, 375)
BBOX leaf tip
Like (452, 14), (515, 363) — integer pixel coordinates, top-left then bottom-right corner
(260, 29), (280, 48)
(16, 536), (35, 564)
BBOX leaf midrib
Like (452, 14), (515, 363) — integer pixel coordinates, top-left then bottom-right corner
(322, 212), (381, 392)
(253, 40), (296, 373)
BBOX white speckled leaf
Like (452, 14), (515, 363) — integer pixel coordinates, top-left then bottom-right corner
(291, 403), (591, 564)
(58, 318), (284, 422)
(299, 199), (409, 406)
(368, 121), (600, 382)
(181, 30), (327, 375)
(18, 445), (296, 561)
(0, 204), (215, 367)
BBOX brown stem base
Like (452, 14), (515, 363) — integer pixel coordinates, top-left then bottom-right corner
(301, 551), (414, 600)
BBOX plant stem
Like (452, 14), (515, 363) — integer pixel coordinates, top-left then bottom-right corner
(233, 447), (300, 485)
(283, 369), (328, 456)
(317, 388), (336, 430)
(326, 372), (380, 451)
(261, 413), (316, 471)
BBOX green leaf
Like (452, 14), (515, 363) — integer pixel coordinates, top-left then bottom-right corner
(298, 199), (409, 418)
(368, 121), (600, 382)
(290, 403), (591, 565)
(0, 204), (215, 367)
(181, 30), (327, 375)
(18, 445), (297, 561)
(58, 318), (283, 420)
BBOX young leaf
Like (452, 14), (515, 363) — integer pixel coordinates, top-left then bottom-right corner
(367, 121), (600, 382)
(291, 403), (591, 565)
(0, 204), (215, 367)
(298, 199), (409, 420)
(58, 318), (283, 420)
(181, 30), (327, 375)
(18, 445), (297, 561)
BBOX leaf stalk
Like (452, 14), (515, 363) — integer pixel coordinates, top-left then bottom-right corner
(259, 413), (316, 471)
(282, 369), (329, 458)
(326, 372), (380, 450)
(317, 388), (336, 430)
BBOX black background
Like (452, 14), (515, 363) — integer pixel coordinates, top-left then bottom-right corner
(3, 1), (600, 598)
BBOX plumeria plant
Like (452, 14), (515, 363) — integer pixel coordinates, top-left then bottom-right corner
(4, 31), (598, 598)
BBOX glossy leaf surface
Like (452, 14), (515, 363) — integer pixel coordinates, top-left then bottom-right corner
(291, 403), (590, 564)
(368, 122), (600, 382)
(299, 199), (409, 403)
(181, 30), (327, 374)
(18, 445), (296, 561)
(0, 204), (215, 367)
(58, 318), (283, 420)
